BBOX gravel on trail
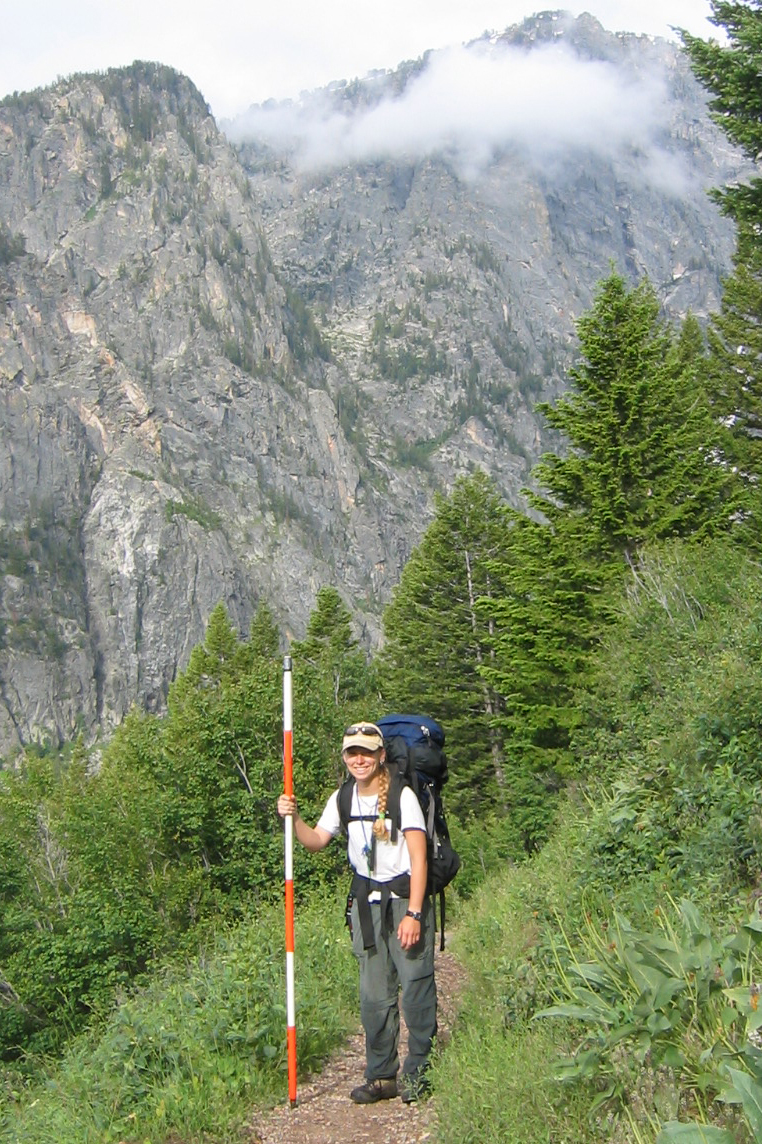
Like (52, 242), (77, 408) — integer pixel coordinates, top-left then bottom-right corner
(247, 947), (466, 1144)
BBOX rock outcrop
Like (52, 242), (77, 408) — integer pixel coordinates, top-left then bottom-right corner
(0, 17), (749, 754)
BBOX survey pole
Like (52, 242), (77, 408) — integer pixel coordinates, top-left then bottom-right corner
(283, 655), (297, 1106)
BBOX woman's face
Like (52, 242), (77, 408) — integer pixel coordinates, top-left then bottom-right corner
(343, 745), (384, 785)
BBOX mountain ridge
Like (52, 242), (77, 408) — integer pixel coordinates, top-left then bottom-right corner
(0, 13), (749, 755)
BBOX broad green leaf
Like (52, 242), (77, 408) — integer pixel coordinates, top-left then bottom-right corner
(534, 1003), (612, 1024)
(629, 961), (675, 996)
(646, 1011), (674, 1035)
(661, 1045), (686, 1069)
(679, 899), (710, 938)
(695, 1069), (724, 1095)
(653, 976), (689, 1010)
(555, 1048), (601, 1081)
(569, 961), (614, 988)
(722, 986), (762, 1030)
(724, 1067), (762, 1135)
(656, 1122), (734, 1143)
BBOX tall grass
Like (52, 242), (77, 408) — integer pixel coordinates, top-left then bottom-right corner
(431, 826), (600, 1143)
(1, 894), (356, 1144)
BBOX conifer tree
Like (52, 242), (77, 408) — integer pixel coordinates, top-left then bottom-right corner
(248, 599), (280, 660)
(683, 2), (762, 528)
(175, 601), (243, 693)
(290, 585), (373, 705)
(482, 513), (601, 823)
(484, 273), (732, 824)
(532, 273), (733, 558)
(681, 1), (762, 227)
(379, 471), (514, 816)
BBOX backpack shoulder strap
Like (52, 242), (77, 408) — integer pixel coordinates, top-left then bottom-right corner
(337, 777), (380, 832)
(337, 777), (354, 832)
(385, 766), (418, 844)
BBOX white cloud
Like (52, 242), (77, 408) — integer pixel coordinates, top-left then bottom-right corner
(228, 38), (689, 191)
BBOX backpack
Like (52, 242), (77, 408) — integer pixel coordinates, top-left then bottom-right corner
(338, 714), (461, 950)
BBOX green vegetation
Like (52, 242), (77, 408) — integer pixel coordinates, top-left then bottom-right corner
(444, 233), (503, 275)
(4, 6), (762, 1142)
(164, 495), (222, 530)
(392, 429), (453, 469)
(1, 900), (356, 1144)
(370, 304), (449, 383)
(682, 1), (762, 542)
(0, 223), (26, 266)
(284, 284), (331, 364)
(432, 536), (762, 1144)
(0, 506), (85, 658)
(379, 471), (515, 823)
(0, 604), (347, 1064)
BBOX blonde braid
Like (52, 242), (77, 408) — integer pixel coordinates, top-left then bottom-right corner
(372, 763), (390, 842)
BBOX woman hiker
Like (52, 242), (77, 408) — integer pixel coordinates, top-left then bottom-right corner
(276, 720), (437, 1104)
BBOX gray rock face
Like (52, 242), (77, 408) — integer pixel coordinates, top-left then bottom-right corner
(0, 20), (750, 754)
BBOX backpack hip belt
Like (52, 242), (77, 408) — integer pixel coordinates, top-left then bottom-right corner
(350, 870), (411, 950)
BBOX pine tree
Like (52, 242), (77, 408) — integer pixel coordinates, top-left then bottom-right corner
(379, 471), (514, 816)
(683, 1), (762, 531)
(248, 600), (280, 660)
(532, 273), (733, 559)
(177, 601), (242, 691)
(483, 274), (733, 834)
(290, 585), (373, 706)
(703, 237), (762, 491)
(473, 504), (607, 853)
(681, 1), (762, 226)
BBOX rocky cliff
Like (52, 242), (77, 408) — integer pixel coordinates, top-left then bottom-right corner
(0, 14), (749, 754)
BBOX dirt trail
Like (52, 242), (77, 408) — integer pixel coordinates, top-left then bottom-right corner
(247, 947), (466, 1144)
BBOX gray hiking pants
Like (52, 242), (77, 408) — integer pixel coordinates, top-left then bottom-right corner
(350, 895), (437, 1081)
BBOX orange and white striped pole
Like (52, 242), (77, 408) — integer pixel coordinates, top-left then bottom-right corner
(282, 655), (297, 1107)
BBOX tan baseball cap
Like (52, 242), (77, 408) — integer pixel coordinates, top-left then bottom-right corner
(342, 722), (384, 752)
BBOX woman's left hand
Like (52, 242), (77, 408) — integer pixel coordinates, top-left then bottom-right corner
(397, 913), (422, 950)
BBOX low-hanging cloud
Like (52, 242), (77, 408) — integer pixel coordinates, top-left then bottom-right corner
(227, 37), (689, 191)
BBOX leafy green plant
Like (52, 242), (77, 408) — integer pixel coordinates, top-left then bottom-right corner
(536, 899), (762, 1136)
(1, 899), (356, 1143)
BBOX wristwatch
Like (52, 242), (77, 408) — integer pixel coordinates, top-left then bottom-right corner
(405, 909), (422, 921)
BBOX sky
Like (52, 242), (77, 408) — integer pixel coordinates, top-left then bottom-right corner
(1, 1), (719, 123)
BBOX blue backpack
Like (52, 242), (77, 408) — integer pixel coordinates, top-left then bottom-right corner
(338, 714), (461, 949)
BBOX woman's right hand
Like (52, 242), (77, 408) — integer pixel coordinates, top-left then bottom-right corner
(277, 794), (298, 819)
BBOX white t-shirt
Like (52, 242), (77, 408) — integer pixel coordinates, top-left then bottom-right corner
(318, 784), (426, 890)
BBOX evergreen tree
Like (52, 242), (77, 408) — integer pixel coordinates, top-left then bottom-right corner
(290, 585), (373, 706)
(483, 274), (732, 836)
(175, 601), (244, 692)
(681, 1), (762, 227)
(481, 512), (602, 848)
(703, 238), (762, 495)
(248, 599), (280, 659)
(683, 2), (762, 529)
(379, 471), (514, 816)
(532, 273), (733, 558)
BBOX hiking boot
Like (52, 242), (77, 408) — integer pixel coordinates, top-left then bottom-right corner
(350, 1077), (398, 1104)
(399, 1068), (432, 1104)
